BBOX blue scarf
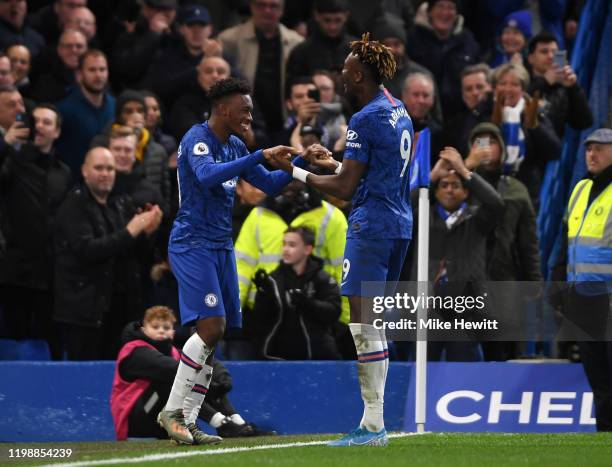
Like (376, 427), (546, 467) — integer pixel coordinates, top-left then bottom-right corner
(501, 96), (525, 174)
(436, 202), (468, 229)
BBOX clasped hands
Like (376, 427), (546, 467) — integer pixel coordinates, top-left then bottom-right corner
(430, 147), (470, 183)
(263, 144), (337, 173)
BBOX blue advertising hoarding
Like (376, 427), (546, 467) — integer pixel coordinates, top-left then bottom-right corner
(404, 363), (595, 433)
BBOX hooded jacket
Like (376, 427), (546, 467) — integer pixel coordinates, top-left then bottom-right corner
(110, 321), (180, 440)
(252, 256), (341, 360)
(469, 122), (542, 281)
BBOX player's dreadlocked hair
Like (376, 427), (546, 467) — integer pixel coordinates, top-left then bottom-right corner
(208, 78), (252, 106)
(349, 32), (397, 84)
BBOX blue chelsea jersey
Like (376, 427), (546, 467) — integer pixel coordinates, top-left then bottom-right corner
(343, 89), (415, 240)
(169, 122), (247, 251)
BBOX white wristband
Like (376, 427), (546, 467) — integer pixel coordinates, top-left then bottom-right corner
(292, 166), (310, 183)
(334, 162), (342, 174)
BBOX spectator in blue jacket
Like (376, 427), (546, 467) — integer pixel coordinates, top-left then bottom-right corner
(56, 49), (115, 177)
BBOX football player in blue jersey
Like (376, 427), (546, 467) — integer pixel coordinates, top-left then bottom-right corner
(157, 78), (324, 445)
(271, 33), (414, 446)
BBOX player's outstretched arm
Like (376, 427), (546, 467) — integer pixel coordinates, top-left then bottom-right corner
(269, 152), (365, 201)
(243, 146), (307, 196)
(192, 149), (268, 188)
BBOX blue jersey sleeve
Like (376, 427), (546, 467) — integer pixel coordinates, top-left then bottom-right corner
(185, 137), (264, 189)
(343, 113), (371, 165)
(243, 156), (308, 196)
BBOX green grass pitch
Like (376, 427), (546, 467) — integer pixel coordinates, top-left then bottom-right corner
(3, 432), (612, 466)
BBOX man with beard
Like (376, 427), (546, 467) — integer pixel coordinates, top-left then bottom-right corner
(56, 49), (115, 177)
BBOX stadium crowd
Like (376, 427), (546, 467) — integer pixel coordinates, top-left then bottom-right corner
(0, 0), (605, 370)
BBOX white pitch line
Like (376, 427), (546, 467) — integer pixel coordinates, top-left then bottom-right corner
(36, 433), (420, 467)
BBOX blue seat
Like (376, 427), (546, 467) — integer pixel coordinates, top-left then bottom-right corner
(0, 339), (19, 360)
(18, 340), (51, 361)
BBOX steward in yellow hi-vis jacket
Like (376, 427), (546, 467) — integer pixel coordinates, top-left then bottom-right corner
(235, 181), (349, 323)
(560, 128), (611, 432)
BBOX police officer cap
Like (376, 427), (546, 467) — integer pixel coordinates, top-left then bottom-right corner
(583, 128), (612, 145)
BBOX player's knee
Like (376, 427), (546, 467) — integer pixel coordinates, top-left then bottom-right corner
(195, 317), (226, 348)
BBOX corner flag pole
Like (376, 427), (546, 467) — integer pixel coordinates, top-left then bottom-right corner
(409, 129), (430, 434)
(415, 186), (429, 434)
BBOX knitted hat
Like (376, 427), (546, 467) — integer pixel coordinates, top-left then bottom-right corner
(115, 90), (146, 122)
(373, 13), (407, 44)
(469, 122), (507, 164)
(427, 0), (458, 11)
(499, 10), (532, 39)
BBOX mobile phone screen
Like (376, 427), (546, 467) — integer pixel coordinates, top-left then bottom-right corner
(553, 50), (567, 68)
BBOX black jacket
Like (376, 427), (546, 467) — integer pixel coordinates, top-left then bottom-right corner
(112, 171), (167, 216)
(54, 185), (144, 327)
(91, 128), (171, 204)
(528, 77), (593, 139)
(111, 17), (181, 90)
(140, 41), (200, 111)
(30, 49), (77, 103)
(252, 256), (341, 360)
(29, 5), (62, 45)
(483, 172), (542, 281)
(286, 26), (355, 80)
(406, 173), (504, 294)
(168, 87), (212, 142)
(0, 142), (72, 290)
(407, 17), (480, 120)
(118, 321), (178, 384)
(118, 322), (232, 394)
(443, 96), (494, 157)
(516, 108), (563, 205)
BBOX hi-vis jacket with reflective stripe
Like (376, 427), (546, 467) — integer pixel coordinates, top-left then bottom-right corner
(566, 178), (612, 282)
(235, 201), (349, 323)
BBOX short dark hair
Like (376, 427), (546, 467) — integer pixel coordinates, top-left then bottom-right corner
(314, 0), (348, 13)
(285, 226), (315, 247)
(460, 63), (491, 83)
(433, 171), (468, 191)
(285, 76), (315, 99)
(528, 31), (558, 55)
(0, 84), (19, 95)
(208, 78), (251, 107)
(34, 103), (63, 128)
(78, 49), (107, 70)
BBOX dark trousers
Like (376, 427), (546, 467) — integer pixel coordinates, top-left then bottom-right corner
(578, 341), (612, 431)
(128, 384), (171, 439)
(62, 313), (126, 360)
(127, 375), (237, 438)
(0, 284), (62, 359)
(567, 289), (612, 431)
(61, 293), (137, 360)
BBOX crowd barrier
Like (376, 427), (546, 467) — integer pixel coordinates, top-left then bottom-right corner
(0, 361), (593, 442)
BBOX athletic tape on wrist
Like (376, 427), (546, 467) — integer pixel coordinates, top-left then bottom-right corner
(292, 166), (310, 183)
(334, 162), (342, 174)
